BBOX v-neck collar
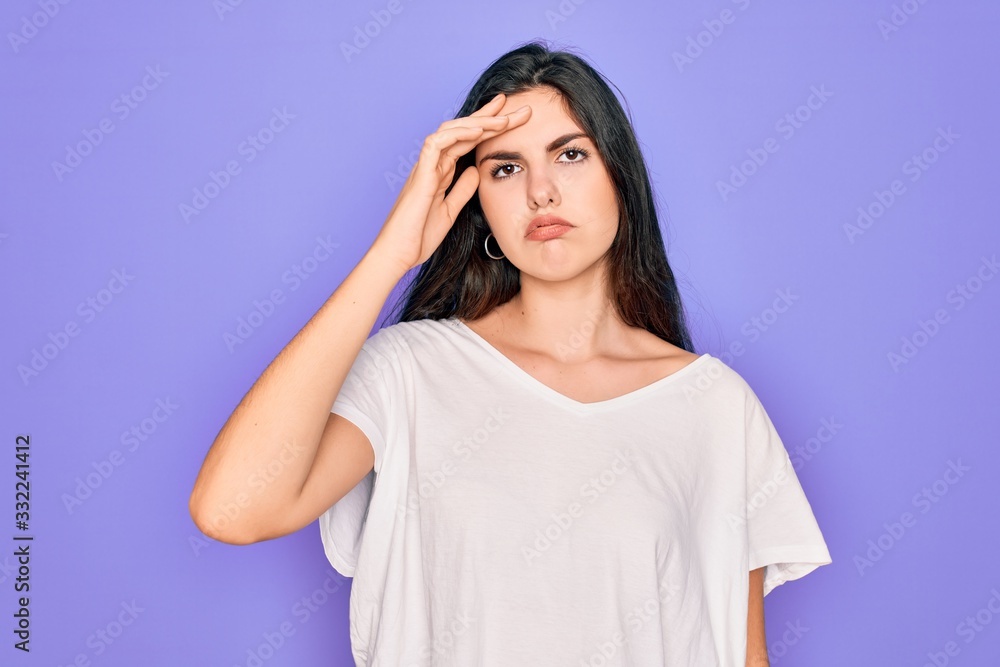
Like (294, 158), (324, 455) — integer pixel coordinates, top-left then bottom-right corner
(442, 317), (712, 413)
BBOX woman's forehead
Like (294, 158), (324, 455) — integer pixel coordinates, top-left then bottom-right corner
(476, 91), (588, 156)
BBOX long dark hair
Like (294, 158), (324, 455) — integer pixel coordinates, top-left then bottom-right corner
(384, 40), (695, 353)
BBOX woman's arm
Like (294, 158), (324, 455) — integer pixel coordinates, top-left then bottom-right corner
(187, 246), (407, 544)
(747, 566), (769, 666)
(187, 93), (529, 545)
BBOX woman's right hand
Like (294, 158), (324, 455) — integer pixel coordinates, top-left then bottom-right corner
(370, 93), (531, 275)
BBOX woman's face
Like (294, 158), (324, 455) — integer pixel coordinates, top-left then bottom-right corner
(474, 87), (619, 282)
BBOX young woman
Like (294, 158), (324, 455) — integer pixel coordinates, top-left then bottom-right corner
(190, 41), (831, 666)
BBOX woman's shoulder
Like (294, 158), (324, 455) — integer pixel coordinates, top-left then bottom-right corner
(365, 317), (458, 353)
(626, 327), (706, 378)
(373, 317), (454, 338)
(635, 329), (701, 365)
(630, 330), (756, 404)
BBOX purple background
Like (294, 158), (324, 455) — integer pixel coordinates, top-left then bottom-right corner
(3, 0), (998, 665)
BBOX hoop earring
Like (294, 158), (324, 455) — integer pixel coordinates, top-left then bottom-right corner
(484, 232), (505, 260)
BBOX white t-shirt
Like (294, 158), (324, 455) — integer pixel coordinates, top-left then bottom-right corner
(319, 317), (831, 666)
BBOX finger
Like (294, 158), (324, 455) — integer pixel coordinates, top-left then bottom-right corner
(414, 126), (484, 183)
(443, 165), (480, 221)
(441, 105), (530, 149)
(423, 125), (486, 159)
(437, 124), (529, 169)
(438, 106), (532, 159)
(438, 104), (531, 139)
(436, 94), (522, 132)
(437, 111), (511, 135)
(469, 92), (506, 117)
(462, 104), (531, 136)
(490, 104), (531, 131)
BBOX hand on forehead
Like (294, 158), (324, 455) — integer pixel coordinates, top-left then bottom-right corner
(475, 88), (585, 161)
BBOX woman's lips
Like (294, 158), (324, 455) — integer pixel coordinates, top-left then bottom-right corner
(525, 224), (573, 241)
(525, 214), (574, 239)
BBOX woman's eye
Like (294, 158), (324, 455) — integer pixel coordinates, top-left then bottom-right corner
(492, 163), (521, 179)
(559, 146), (590, 163)
(489, 147), (590, 180)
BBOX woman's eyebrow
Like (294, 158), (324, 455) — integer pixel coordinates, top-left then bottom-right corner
(477, 132), (590, 166)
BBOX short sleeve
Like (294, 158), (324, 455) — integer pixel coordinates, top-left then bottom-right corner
(744, 389), (832, 597)
(329, 330), (396, 473)
(319, 328), (399, 578)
